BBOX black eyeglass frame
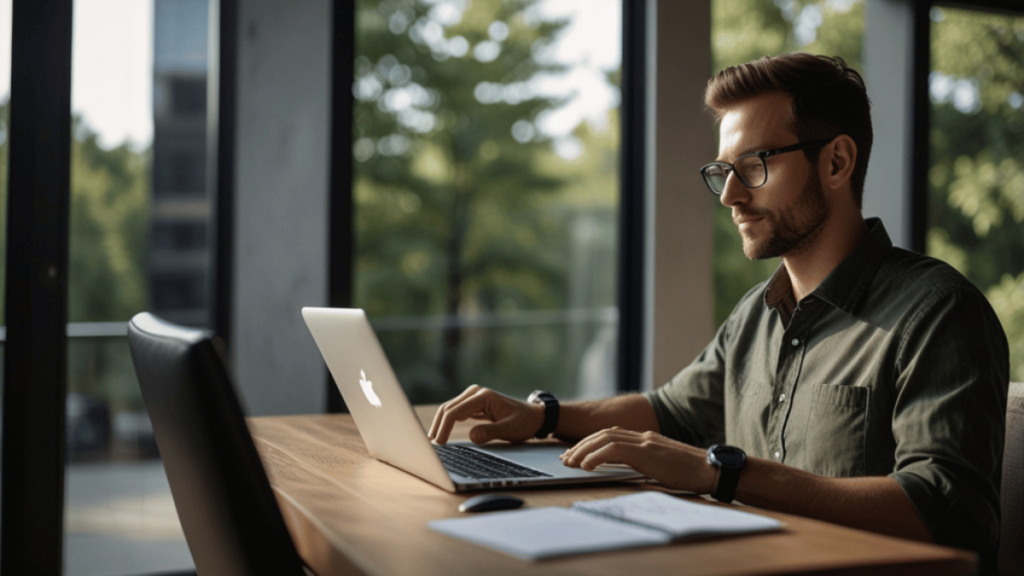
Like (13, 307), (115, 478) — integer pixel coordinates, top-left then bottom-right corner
(699, 138), (834, 195)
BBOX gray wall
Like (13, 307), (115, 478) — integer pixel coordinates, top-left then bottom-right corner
(863, 0), (915, 249)
(645, 0), (716, 389)
(231, 0), (331, 415)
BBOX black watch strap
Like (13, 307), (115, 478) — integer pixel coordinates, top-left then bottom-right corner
(527, 390), (559, 439)
(707, 444), (746, 504)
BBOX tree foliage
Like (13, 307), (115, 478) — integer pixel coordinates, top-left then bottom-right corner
(0, 102), (150, 327)
(0, 101), (150, 405)
(67, 119), (151, 323)
(354, 0), (618, 401)
(927, 7), (1024, 380)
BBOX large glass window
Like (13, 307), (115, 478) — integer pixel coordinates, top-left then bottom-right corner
(927, 5), (1024, 381)
(64, 0), (209, 572)
(354, 0), (622, 402)
(710, 0), (864, 325)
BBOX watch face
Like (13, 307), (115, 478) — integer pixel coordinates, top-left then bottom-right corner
(710, 445), (746, 468)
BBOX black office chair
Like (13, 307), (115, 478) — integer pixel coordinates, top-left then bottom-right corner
(128, 312), (307, 576)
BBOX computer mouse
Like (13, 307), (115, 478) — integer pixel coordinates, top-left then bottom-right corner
(459, 493), (525, 513)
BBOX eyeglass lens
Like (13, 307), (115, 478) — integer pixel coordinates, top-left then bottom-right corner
(703, 155), (767, 194)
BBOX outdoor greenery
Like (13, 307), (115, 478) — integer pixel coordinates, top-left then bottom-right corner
(65, 119), (151, 408)
(928, 7), (1024, 380)
(0, 99), (151, 406)
(353, 0), (620, 402)
(0, 102), (151, 326)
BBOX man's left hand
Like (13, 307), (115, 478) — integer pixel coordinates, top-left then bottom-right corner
(560, 427), (718, 494)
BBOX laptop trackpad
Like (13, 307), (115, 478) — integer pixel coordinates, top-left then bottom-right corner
(463, 442), (638, 478)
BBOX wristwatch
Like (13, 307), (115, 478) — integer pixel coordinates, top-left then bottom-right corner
(527, 390), (559, 439)
(706, 444), (746, 504)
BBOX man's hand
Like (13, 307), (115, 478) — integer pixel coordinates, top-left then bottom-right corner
(560, 427), (717, 493)
(428, 385), (544, 445)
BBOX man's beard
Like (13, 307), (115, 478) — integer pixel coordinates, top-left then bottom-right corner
(739, 168), (829, 260)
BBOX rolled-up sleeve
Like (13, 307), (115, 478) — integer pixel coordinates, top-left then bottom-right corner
(888, 286), (1009, 568)
(644, 303), (736, 448)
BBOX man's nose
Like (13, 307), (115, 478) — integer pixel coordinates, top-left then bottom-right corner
(719, 173), (750, 207)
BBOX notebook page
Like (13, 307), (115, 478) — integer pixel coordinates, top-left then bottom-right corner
(428, 507), (671, 560)
(573, 492), (781, 538)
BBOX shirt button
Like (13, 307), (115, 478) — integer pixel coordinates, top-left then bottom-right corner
(790, 338), (800, 347)
(773, 451), (781, 460)
(778, 393), (786, 403)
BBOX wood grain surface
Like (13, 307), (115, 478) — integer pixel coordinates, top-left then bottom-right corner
(248, 408), (976, 576)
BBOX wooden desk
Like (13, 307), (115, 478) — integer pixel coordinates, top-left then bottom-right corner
(248, 409), (976, 576)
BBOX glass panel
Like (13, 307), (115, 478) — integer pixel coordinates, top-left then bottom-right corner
(354, 0), (622, 402)
(64, 0), (210, 572)
(927, 6), (1024, 381)
(710, 0), (864, 325)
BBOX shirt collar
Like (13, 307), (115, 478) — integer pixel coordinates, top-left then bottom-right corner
(763, 218), (892, 316)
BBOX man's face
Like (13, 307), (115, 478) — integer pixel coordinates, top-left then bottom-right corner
(716, 93), (829, 260)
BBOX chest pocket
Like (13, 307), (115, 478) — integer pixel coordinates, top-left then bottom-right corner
(792, 383), (869, 477)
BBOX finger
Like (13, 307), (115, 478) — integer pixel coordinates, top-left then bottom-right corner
(428, 385), (484, 441)
(431, 386), (492, 445)
(561, 427), (634, 458)
(469, 413), (529, 444)
(578, 441), (641, 472)
(561, 428), (640, 467)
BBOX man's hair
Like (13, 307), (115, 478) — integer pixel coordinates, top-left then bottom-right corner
(704, 53), (873, 207)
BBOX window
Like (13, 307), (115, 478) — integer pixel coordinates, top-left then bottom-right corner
(64, 0), (211, 572)
(353, 0), (623, 403)
(926, 4), (1024, 381)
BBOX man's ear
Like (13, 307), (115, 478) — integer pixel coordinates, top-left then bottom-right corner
(823, 135), (856, 191)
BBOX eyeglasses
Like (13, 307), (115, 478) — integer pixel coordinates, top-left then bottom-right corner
(699, 139), (833, 195)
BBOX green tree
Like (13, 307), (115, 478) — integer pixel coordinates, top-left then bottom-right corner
(0, 103), (149, 326)
(354, 0), (595, 400)
(0, 101), (150, 404)
(67, 118), (151, 405)
(927, 7), (1024, 380)
(711, 0), (864, 326)
(68, 119), (150, 323)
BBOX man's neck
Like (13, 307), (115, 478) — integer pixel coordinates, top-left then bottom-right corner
(782, 214), (869, 302)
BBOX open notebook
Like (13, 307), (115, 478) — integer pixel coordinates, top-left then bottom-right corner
(429, 491), (783, 560)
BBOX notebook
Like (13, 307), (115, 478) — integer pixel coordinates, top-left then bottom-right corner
(429, 491), (783, 560)
(301, 307), (645, 492)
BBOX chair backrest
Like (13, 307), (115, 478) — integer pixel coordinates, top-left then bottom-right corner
(128, 312), (305, 576)
(1001, 381), (1024, 576)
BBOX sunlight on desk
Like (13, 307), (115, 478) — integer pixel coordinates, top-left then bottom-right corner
(247, 408), (976, 576)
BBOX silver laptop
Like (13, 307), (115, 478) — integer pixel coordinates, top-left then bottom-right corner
(302, 307), (644, 492)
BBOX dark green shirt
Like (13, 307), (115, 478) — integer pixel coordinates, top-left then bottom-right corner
(645, 219), (1008, 569)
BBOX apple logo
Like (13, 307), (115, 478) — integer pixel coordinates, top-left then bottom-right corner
(359, 369), (382, 408)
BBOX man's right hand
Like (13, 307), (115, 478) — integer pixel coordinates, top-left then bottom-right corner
(428, 384), (545, 445)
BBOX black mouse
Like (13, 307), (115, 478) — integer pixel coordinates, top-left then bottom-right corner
(459, 493), (525, 513)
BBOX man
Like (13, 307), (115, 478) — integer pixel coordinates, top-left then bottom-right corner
(429, 54), (1009, 571)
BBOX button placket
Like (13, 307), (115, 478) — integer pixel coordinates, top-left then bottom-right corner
(772, 326), (808, 465)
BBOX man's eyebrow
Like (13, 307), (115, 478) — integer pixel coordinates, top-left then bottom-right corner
(715, 143), (768, 163)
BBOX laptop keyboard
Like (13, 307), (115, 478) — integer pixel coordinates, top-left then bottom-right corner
(434, 444), (552, 480)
